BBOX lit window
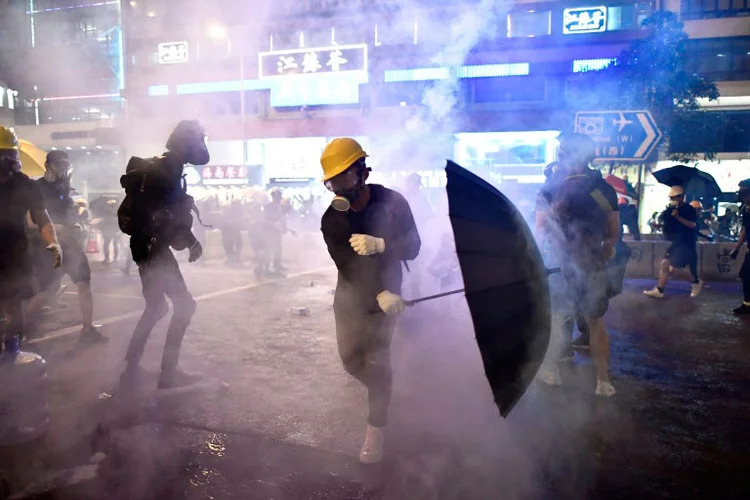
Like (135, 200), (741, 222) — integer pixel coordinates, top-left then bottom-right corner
(507, 10), (552, 38)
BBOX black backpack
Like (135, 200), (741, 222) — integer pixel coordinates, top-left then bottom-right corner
(118, 155), (196, 250)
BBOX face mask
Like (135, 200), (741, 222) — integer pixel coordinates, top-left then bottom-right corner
(188, 141), (210, 166)
(0, 155), (20, 183)
(330, 186), (364, 212)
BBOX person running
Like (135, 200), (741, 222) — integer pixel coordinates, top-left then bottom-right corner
(537, 133), (620, 397)
(729, 179), (750, 315)
(28, 151), (106, 342)
(320, 138), (421, 463)
(118, 120), (205, 389)
(0, 126), (63, 353)
(644, 186), (703, 298)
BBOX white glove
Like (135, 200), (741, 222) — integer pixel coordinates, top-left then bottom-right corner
(377, 290), (406, 316)
(46, 243), (63, 269)
(350, 234), (385, 256)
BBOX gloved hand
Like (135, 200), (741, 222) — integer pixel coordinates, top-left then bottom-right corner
(730, 248), (740, 260)
(350, 234), (385, 256)
(46, 243), (63, 269)
(188, 240), (203, 263)
(377, 290), (406, 316)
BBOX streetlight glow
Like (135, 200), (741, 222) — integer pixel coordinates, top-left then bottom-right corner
(208, 24), (227, 39)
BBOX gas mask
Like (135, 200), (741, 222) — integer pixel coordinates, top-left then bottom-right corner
(166, 121), (211, 166)
(325, 165), (368, 212)
(44, 160), (73, 185)
(0, 150), (21, 183)
(737, 188), (750, 204)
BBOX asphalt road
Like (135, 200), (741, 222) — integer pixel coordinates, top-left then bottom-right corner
(1, 241), (750, 500)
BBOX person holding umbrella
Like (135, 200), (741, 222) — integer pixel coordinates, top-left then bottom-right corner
(729, 179), (750, 315)
(643, 186), (703, 299)
(537, 133), (619, 396)
(319, 138), (421, 463)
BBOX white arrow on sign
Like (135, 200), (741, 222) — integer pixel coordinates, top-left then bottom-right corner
(634, 112), (657, 158)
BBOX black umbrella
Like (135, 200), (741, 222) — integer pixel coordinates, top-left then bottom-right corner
(408, 160), (551, 417)
(89, 195), (121, 219)
(652, 165), (722, 200)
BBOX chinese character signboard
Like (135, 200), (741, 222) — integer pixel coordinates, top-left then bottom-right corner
(258, 44), (367, 78)
(563, 6), (607, 34)
(575, 110), (662, 162)
(201, 165), (249, 186)
(158, 41), (189, 64)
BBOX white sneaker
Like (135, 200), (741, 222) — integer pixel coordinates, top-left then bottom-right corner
(538, 367), (562, 386)
(690, 280), (704, 298)
(359, 425), (384, 464)
(643, 287), (665, 299)
(595, 380), (616, 397)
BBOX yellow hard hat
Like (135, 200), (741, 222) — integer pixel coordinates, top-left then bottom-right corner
(0, 126), (19, 151)
(320, 138), (368, 182)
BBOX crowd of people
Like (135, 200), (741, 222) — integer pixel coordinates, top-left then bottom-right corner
(1, 120), (748, 467)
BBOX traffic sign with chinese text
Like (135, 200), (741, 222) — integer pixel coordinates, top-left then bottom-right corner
(575, 110), (662, 162)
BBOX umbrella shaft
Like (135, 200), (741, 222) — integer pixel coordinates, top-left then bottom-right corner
(406, 289), (465, 306)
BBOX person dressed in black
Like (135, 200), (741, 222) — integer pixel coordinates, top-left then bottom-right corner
(27, 150), (106, 342)
(536, 133), (620, 397)
(221, 199), (244, 265)
(100, 199), (121, 264)
(118, 120), (205, 389)
(644, 185), (703, 299)
(0, 126), (63, 353)
(320, 138), (420, 463)
(729, 179), (750, 315)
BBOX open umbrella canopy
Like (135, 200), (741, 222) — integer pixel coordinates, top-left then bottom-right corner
(18, 140), (48, 178)
(604, 175), (638, 199)
(653, 165), (722, 200)
(444, 160), (551, 417)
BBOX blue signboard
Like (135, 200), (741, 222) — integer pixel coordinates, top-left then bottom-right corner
(575, 110), (662, 162)
(563, 6), (607, 34)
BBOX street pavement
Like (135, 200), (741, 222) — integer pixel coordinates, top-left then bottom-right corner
(1, 238), (750, 499)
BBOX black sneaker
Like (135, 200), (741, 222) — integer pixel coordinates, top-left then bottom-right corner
(733, 304), (750, 315)
(119, 364), (153, 387)
(158, 368), (202, 389)
(572, 335), (591, 350)
(79, 326), (108, 344)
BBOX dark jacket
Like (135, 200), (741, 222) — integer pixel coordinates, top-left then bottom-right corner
(322, 184), (421, 314)
(119, 152), (197, 263)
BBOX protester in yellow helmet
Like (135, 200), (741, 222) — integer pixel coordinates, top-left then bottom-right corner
(0, 126), (62, 353)
(320, 137), (421, 464)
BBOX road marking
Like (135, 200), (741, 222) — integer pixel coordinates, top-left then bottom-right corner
(28, 266), (334, 345)
(65, 291), (144, 300)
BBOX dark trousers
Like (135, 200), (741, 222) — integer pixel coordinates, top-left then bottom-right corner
(125, 249), (196, 371)
(741, 252), (750, 303)
(102, 230), (119, 262)
(269, 231), (283, 270)
(222, 227), (242, 262)
(335, 308), (395, 427)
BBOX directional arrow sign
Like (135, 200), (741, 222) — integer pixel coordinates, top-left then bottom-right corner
(575, 110), (663, 162)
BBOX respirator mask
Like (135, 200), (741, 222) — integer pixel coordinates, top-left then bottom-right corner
(186, 134), (210, 166)
(0, 150), (21, 182)
(738, 187), (750, 204)
(44, 159), (73, 184)
(324, 164), (367, 212)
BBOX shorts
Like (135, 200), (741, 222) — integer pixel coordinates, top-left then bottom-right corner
(561, 262), (610, 320)
(664, 243), (696, 270)
(36, 244), (91, 290)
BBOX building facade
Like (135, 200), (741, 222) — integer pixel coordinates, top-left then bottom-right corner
(10, 0), (750, 199)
